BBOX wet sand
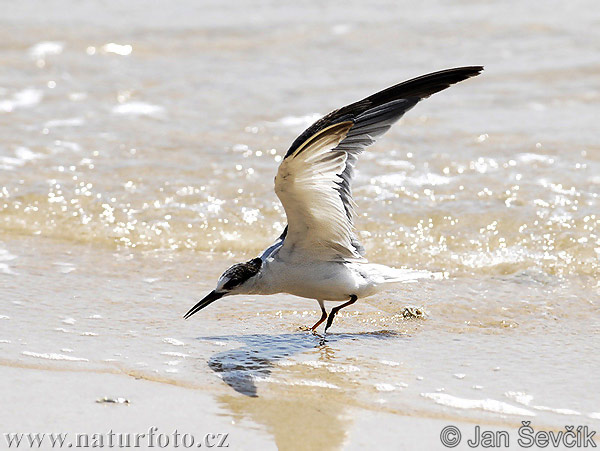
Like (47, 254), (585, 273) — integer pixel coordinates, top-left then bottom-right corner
(1, 365), (544, 451)
(2, 0), (600, 449)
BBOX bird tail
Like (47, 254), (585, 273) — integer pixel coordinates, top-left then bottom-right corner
(365, 263), (440, 284)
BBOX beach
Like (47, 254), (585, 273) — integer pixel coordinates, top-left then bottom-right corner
(1, 0), (599, 449)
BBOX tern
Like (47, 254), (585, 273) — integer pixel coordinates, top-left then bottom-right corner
(184, 66), (483, 333)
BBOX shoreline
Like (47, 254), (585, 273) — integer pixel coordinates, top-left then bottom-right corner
(3, 364), (586, 450)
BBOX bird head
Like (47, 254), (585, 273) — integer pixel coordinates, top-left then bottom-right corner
(183, 257), (263, 319)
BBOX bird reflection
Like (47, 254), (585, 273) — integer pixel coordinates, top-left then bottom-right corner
(199, 331), (401, 397)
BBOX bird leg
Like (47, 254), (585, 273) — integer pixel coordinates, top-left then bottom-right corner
(310, 302), (328, 331)
(299, 300), (327, 333)
(324, 295), (357, 334)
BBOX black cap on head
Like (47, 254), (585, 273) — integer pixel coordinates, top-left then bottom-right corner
(221, 257), (262, 290)
(183, 257), (263, 320)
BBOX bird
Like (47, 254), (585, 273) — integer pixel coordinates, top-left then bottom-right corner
(184, 66), (483, 333)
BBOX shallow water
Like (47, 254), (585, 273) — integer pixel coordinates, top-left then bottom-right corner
(1, 0), (599, 447)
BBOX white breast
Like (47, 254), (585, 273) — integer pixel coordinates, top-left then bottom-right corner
(254, 257), (381, 302)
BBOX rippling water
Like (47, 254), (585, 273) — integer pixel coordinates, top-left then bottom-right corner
(1, 0), (599, 447)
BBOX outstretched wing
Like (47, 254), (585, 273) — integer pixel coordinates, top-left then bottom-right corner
(274, 66), (483, 262)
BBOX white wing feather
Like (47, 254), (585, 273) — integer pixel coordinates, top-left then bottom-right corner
(275, 121), (358, 261)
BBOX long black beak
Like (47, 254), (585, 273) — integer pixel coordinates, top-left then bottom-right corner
(183, 290), (224, 319)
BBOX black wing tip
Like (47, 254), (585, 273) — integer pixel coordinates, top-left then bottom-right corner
(445, 65), (484, 80)
(416, 65), (484, 78)
(283, 65), (483, 159)
(366, 65), (484, 105)
(451, 65), (484, 73)
(434, 65), (484, 88)
(424, 65), (485, 84)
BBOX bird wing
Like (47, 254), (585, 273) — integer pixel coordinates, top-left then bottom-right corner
(274, 66), (483, 262)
